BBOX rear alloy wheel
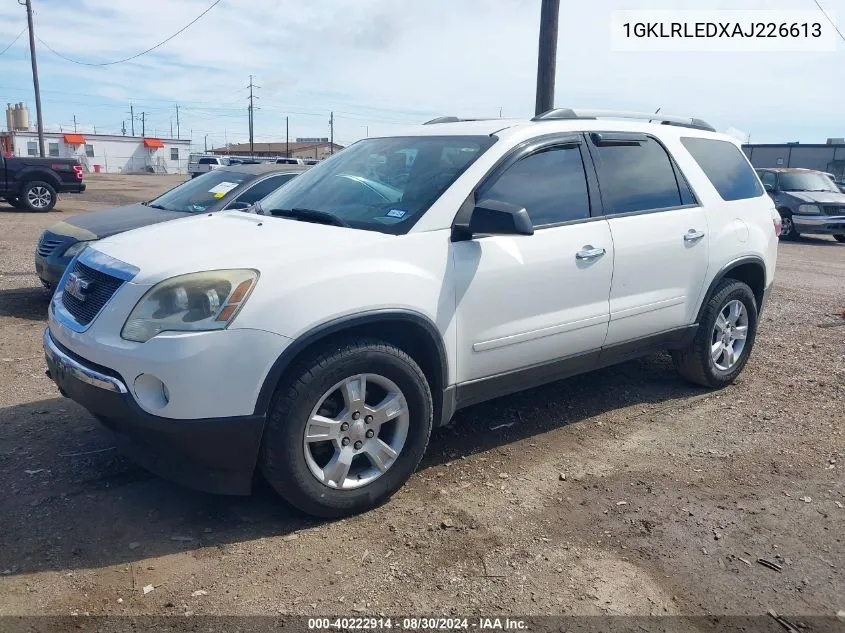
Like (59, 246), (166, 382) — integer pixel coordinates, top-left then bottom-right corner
(672, 279), (759, 388)
(260, 338), (433, 518)
(779, 211), (799, 240)
(834, 234), (845, 243)
(21, 181), (57, 212)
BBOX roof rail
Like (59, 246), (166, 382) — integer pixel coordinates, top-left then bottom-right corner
(531, 108), (716, 132)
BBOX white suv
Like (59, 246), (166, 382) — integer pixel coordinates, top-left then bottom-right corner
(43, 109), (780, 517)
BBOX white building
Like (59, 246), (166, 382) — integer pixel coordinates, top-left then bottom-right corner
(0, 131), (192, 175)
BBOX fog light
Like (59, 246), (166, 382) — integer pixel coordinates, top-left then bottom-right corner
(133, 373), (169, 410)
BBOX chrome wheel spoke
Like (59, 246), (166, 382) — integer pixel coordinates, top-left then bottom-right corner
(341, 375), (366, 411)
(711, 341), (725, 363)
(364, 392), (406, 427)
(728, 301), (743, 324)
(733, 325), (748, 340)
(305, 414), (343, 443)
(323, 447), (355, 487)
(715, 313), (728, 334)
(364, 438), (398, 473)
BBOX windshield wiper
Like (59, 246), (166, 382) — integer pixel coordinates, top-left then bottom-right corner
(268, 207), (349, 227)
(147, 203), (170, 210)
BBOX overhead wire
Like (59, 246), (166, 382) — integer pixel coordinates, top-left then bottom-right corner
(36, 0), (223, 66)
(0, 26), (26, 57)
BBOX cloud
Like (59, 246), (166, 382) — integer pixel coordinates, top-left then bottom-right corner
(0, 0), (842, 146)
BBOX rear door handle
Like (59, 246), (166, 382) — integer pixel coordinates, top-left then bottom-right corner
(684, 229), (705, 242)
(576, 246), (606, 260)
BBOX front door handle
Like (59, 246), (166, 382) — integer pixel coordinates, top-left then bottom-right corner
(684, 229), (705, 242)
(576, 246), (606, 260)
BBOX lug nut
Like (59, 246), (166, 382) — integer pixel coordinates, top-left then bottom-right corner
(365, 429), (374, 438)
(354, 440), (363, 450)
(342, 437), (350, 446)
(340, 422), (349, 431)
(352, 411), (361, 420)
(365, 415), (373, 424)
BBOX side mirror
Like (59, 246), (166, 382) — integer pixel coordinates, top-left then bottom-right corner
(226, 201), (251, 210)
(763, 183), (775, 194)
(456, 199), (534, 240)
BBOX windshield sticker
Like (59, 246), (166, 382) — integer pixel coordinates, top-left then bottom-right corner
(208, 182), (239, 197)
(385, 208), (407, 219)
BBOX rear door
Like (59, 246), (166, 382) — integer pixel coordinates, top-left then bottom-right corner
(586, 132), (709, 346)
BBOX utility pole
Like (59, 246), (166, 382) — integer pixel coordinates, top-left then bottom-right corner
(363, 125), (368, 138)
(122, 120), (126, 136)
(73, 115), (77, 133)
(499, 107), (503, 118)
(21, 0), (45, 157)
(204, 134), (208, 153)
(534, 0), (560, 116)
(175, 104), (180, 139)
(285, 116), (289, 157)
(247, 74), (260, 157)
(329, 111), (334, 155)
(129, 104), (135, 136)
(170, 118), (173, 138)
(140, 111), (145, 136)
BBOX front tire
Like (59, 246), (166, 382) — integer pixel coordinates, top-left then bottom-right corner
(20, 181), (57, 212)
(834, 234), (845, 243)
(260, 338), (433, 518)
(672, 279), (759, 388)
(779, 210), (799, 240)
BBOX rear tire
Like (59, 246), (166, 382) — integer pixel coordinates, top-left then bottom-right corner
(778, 210), (799, 240)
(672, 279), (759, 388)
(20, 181), (57, 212)
(834, 234), (845, 243)
(260, 338), (433, 518)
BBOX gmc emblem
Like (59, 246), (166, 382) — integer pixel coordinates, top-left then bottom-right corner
(65, 273), (91, 301)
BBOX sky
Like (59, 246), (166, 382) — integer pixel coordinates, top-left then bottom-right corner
(0, 0), (842, 152)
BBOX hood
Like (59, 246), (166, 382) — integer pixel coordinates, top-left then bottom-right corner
(91, 211), (392, 285)
(52, 203), (187, 240)
(785, 191), (845, 204)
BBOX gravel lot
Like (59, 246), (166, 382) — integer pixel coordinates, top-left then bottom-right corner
(0, 175), (842, 618)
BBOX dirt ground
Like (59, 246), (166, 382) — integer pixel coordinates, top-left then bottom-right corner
(0, 175), (842, 619)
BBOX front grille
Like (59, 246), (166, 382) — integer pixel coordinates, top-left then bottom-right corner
(37, 234), (65, 258)
(822, 205), (845, 216)
(60, 260), (124, 326)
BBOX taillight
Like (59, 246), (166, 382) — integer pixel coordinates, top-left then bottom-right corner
(771, 210), (782, 237)
(72, 165), (83, 180)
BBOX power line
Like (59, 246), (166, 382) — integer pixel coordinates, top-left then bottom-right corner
(810, 0), (845, 43)
(36, 0), (224, 66)
(0, 26), (26, 57)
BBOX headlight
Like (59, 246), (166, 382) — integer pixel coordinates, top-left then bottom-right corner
(797, 204), (821, 215)
(121, 269), (259, 343)
(63, 240), (93, 258)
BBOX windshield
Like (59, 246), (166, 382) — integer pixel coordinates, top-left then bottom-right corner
(149, 170), (249, 213)
(778, 171), (839, 193)
(258, 135), (496, 233)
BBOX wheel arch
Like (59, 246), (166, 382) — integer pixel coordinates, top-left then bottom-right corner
(17, 169), (61, 193)
(253, 309), (450, 425)
(696, 256), (767, 323)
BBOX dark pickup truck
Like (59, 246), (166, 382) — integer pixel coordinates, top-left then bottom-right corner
(0, 154), (86, 212)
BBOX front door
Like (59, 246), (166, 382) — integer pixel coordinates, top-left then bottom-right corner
(452, 139), (614, 385)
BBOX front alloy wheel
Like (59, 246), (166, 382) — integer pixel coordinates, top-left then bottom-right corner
(304, 373), (409, 489)
(260, 338), (433, 518)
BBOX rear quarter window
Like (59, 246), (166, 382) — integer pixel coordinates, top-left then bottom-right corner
(680, 137), (763, 201)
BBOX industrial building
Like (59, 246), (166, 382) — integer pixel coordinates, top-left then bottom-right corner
(743, 139), (845, 178)
(1, 103), (191, 174)
(210, 138), (344, 160)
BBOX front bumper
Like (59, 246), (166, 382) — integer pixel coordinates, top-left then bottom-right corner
(43, 328), (265, 495)
(35, 251), (72, 288)
(792, 214), (845, 235)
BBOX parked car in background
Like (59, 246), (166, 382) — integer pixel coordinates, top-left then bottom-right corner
(42, 109), (778, 518)
(756, 167), (845, 242)
(187, 155), (228, 178)
(0, 153), (86, 212)
(35, 164), (308, 288)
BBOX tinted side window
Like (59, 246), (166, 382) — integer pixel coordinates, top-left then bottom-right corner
(681, 137), (764, 201)
(759, 171), (777, 188)
(198, 158), (215, 165)
(479, 144), (590, 226)
(235, 174), (297, 204)
(591, 137), (682, 214)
